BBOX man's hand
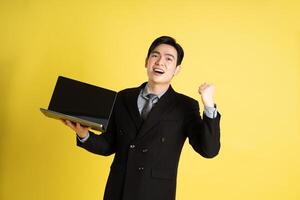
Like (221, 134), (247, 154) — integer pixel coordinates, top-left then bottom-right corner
(61, 119), (89, 139)
(198, 83), (215, 107)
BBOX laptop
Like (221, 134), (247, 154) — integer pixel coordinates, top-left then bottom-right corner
(40, 76), (117, 132)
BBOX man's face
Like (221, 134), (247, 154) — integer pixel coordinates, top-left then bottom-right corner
(145, 44), (180, 85)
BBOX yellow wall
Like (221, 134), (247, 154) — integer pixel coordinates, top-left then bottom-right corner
(1, 0), (299, 199)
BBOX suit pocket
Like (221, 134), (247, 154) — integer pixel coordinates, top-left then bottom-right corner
(151, 168), (176, 180)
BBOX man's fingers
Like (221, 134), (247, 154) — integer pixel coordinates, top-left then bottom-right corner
(200, 83), (213, 89)
(62, 119), (89, 132)
(65, 120), (76, 130)
(199, 83), (208, 93)
(200, 83), (208, 89)
(199, 83), (215, 95)
(76, 122), (84, 129)
(76, 122), (90, 129)
(61, 119), (67, 125)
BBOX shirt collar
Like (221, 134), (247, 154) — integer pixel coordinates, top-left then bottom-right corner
(141, 83), (168, 99)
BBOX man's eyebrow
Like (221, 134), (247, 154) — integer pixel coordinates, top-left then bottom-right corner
(165, 53), (175, 59)
(151, 51), (176, 59)
(150, 50), (160, 55)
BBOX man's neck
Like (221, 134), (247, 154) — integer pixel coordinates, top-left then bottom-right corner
(146, 82), (170, 96)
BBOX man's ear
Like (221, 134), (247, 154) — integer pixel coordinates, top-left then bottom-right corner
(174, 65), (181, 76)
(145, 57), (148, 68)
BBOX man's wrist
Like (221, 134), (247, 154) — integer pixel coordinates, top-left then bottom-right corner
(77, 132), (90, 143)
(204, 104), (217, 119)
(201, 96), (214, 107)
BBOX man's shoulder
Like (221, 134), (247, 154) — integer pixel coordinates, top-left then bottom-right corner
(174, 90), (198, 105)
(171, 91), (199, 113)
(118, 85), (141, 95)
(117, 82), (146, 94)
(115, 84), (143, 100)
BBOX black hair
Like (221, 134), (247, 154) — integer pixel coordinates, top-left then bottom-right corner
(146, 36), (184, 66)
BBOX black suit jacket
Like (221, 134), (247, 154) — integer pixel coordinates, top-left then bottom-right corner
(77, 83), (221, 200)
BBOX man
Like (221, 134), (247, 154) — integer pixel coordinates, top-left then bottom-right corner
(62, 36), (221, 200)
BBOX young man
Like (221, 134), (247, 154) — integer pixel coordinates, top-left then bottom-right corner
(62, 36), (221, 200)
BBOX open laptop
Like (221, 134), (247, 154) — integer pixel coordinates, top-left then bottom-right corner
(40, 76), (117, 132)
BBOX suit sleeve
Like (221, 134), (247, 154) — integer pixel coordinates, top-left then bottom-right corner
(184, 100), (221, 158)
(76, 94), (119, 156)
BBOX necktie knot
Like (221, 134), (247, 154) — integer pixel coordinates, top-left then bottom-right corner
(146, 93), (158, 103)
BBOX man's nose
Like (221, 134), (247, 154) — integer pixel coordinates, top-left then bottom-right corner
(155, 57), (164, 66)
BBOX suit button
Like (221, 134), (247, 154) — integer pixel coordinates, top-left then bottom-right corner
(138, 167), (144, 171)
(142, 148), (148, 153)
(161, 137), (165, 143)
(119, 130), (124, 135)
(130, 144), (135, 149)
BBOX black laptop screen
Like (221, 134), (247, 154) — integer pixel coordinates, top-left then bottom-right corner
(48, 76), (117, 119)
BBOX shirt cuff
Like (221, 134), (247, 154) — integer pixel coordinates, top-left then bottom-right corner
(204, 104), (218, 119)
(77, 132), (90, 143)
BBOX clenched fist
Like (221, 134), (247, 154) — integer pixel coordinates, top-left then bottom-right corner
(198, 83), (215, 108)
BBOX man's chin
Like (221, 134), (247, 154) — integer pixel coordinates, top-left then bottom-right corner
(148, 78), (171, 85)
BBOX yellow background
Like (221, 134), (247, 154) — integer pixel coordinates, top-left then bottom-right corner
(1, 0), (299, 199)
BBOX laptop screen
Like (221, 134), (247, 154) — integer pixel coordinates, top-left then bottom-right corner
(48, 76), (117, 121)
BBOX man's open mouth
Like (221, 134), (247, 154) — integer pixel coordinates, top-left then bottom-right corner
(153, 68), (165, 75)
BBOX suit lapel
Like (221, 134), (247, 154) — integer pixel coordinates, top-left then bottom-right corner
(123, 83), (145, 131)
(135, 85), (178, 140)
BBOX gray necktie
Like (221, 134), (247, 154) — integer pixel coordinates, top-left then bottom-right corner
(141, 94), (158, 120)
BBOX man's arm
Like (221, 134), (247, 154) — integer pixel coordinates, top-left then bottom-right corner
(185, 101), (221, 158)
(185, 83), (221, 158)
(62, 119), (116, 156)
(76, 129), (116, 156)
